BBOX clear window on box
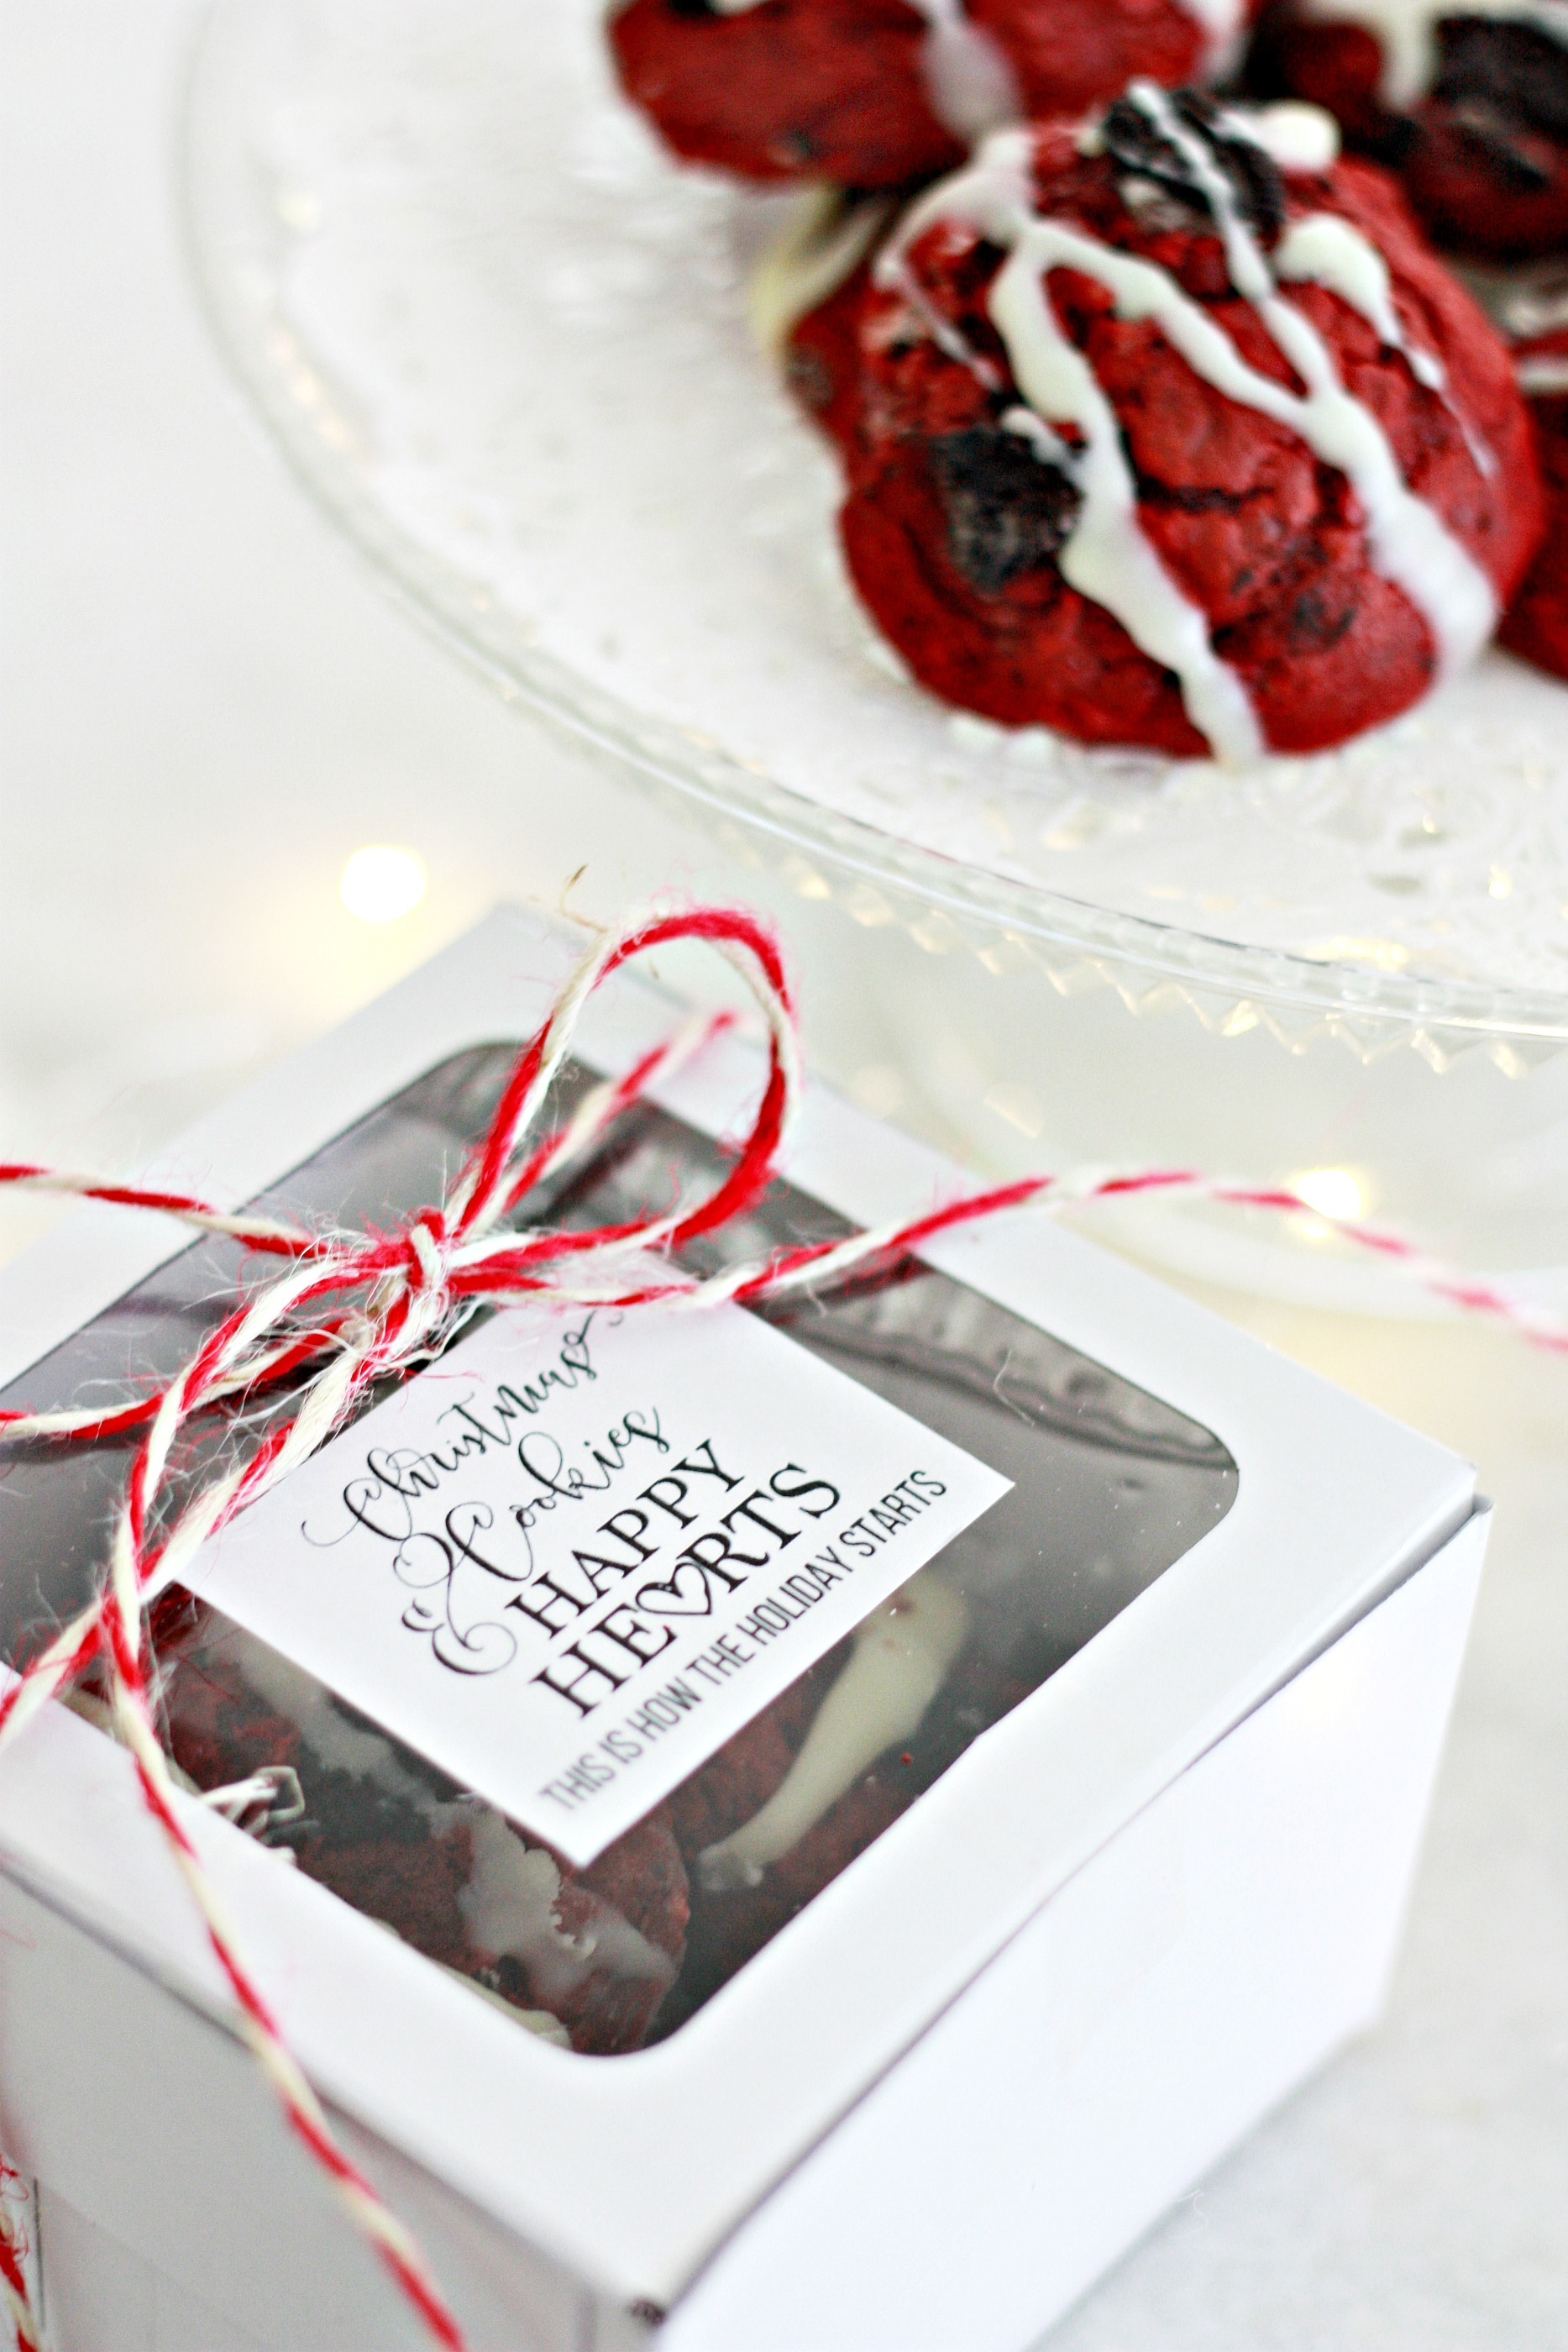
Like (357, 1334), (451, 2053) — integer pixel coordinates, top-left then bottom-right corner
(0, 1046), (1236, 2054)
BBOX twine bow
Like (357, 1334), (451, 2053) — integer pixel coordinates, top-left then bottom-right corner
(0, 902), (1561, 2352)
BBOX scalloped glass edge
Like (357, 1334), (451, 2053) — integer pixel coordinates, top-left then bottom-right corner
(179, 2), (1568, 1074)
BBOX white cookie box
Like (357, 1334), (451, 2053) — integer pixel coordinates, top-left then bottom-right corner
(0, 909), (1485, 2351)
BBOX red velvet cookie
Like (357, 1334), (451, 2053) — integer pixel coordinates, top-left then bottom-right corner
(788, 250), (878, 447)
(768, 196), (894, 454)
(1497, 318), (1568, 679)
(836, 87), (1539, 756)
(609, 0), (1259, 191)
(688, 1768), (915, 1982)
(749, 187), (905, 454)
(668, 1645), (849, 1856)
(1252, 4), (1568, 257)
(512, 1810), (691, 2056)
(661, 1630), (1030, 2006)
(151, 1592), (689, 2055)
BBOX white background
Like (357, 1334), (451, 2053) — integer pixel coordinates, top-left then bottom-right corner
(1, 4), (1564, 2344)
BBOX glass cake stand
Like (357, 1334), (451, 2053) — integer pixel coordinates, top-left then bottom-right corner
(182, 0), (1568, 1306)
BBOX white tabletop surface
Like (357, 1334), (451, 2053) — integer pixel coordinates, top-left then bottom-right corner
(2, 5), (1565, 2345)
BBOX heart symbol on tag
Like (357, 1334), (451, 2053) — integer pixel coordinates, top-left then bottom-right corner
(633, 1563), (716, 1618)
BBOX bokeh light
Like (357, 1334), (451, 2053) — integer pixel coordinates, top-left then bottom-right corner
(1291, 1168), (1365, 1222)
(339, 845), (427, 924)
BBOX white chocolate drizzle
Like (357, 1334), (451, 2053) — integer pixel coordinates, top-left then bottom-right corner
(878, 89), (1497, 759)
(1277, 210), (1436, 370)
(1517, 349), (1568, 392)
(1239, 99), (1341, 174)
(459, 1808), (674, 1996)
(1139, 81), (1497, 665)
(1298, 0), (1568, 113)
(1487, 259), (1568, 339)
(1167, 0), (1255, 76)
(906, 0), (1022, 146)
(697, 1572), (968, 1890)
(750, 187), (899, 354)
(1274, 209), (1495, 470)
(988, 227), (1268, 760)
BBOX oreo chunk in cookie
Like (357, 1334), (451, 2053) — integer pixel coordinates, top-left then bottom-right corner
(928, 423), (1083, 594)
(1101, 82), (1287, 239)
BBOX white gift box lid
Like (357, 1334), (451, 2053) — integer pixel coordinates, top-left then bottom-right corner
(0, 907), (1475, 2313)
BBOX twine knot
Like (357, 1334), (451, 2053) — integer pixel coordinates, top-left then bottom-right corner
(391, 1211), (454, 1357)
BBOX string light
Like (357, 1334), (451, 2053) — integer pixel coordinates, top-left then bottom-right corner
(339, 846), (427, 924)
(1291, 1168), (1365, 1222)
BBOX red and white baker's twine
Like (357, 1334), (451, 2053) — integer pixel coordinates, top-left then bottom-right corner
(0, 2162), (37, 2352)
(0, 903), (1562, 2351)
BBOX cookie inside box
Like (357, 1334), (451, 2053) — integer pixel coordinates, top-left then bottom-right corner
(0, 1046), (1235, 2054)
